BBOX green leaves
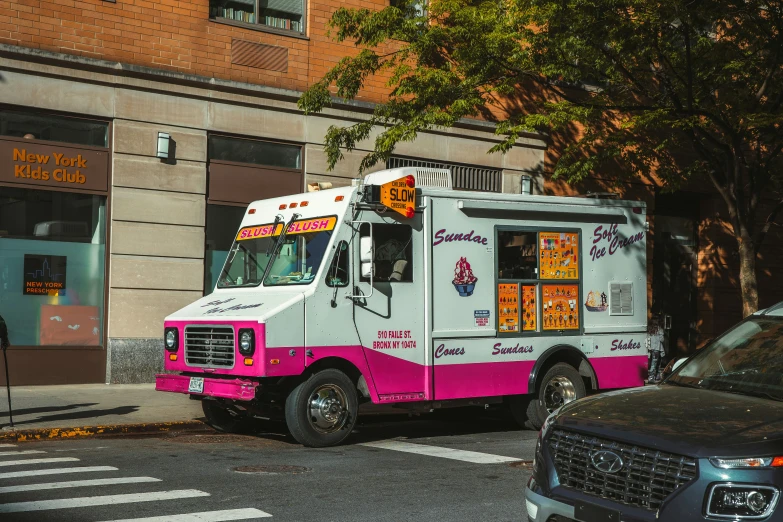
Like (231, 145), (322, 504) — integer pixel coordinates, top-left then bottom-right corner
(299, 0), (783, 208)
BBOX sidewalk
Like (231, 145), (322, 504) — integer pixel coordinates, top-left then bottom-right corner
(0, 384), (207, 441)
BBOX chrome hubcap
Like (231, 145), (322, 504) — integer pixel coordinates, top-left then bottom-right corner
(308, 384), (349, 434)
(543, 376), (577, 413)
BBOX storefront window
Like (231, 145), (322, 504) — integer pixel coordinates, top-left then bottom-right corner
(0, 188), (106, 346)
(0, 109), (108, 148)
(204, 204), (247, 293)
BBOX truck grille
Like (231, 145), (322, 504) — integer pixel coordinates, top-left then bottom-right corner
(184, 326), (235, 368)
(548, 428), (697, 511)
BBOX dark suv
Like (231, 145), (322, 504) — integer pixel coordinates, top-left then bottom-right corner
(526, 304), (783, 522)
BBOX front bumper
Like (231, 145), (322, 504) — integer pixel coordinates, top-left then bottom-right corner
(155, 374), (259, 401)
(525, 482), (574, 521)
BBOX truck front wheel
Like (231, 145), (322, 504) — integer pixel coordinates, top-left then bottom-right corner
(284, 369), (358, 447)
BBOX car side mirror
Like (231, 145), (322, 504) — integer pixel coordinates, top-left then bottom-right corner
(662, 357), (688, 379)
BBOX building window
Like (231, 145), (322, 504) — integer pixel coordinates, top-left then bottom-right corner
(0, 109), (108, 148)
(208, 135), (301, 170)
(386, 156), (502, 193)
(210, 0), (305, 34)
(0, 188), (107, 347)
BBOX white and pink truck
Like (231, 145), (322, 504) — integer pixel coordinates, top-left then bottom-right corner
(156, 167), (649, 447)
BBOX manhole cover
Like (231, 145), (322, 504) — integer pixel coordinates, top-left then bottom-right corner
(508, 460), (534, 470)
(234, 465), (311, 475)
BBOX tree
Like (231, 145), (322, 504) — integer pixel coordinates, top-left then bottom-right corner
(299, 0), (783, 316)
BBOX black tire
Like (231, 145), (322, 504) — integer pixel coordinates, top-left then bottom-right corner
(285, 369), (358, 448)
(525, 363), (586, 430)
(201, 399), (250, 433)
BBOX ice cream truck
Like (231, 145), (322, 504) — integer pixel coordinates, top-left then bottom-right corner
(156, 167), (649, 447)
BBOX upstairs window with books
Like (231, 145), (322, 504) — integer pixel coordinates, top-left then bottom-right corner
(210, 0), (305, 35)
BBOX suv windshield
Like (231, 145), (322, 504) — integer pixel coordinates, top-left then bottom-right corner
(668, 316), (783, 401)
(218, 216), (336, 288)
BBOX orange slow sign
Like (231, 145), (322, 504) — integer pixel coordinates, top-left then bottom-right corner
(236, 216), (337, 241)
(380, 176), (416, 218)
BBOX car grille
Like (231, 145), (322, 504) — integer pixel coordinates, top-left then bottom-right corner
(184, 325), (235, 368)
(548, 428), (697, 511)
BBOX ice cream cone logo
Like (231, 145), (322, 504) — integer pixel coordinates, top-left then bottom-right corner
(452, 257), (478, 297)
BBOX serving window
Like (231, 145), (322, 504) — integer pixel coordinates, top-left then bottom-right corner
(496, 229), (581, 335)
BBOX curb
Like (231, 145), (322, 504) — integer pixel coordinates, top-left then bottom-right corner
(0, 420), (212, 442)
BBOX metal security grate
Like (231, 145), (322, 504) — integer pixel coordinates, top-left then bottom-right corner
(548, 428), (697, 512)
(184, 326), (235, 368)
(386, 157), (502, 193)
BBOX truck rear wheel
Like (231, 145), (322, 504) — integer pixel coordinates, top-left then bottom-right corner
(201, 399), (250, 433)
(285, 369), (358, 448)
(525, 363), (585, 430)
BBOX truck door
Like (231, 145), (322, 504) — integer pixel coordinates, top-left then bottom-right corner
(352, 211), (427, 401)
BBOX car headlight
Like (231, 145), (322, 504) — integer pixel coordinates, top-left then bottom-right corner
(164, 328), (178, 352)
(707, 484), (779, 519)
(238, 329), (255, 356)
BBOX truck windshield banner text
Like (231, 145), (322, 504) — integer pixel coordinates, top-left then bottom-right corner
(236, 216), (337, 241)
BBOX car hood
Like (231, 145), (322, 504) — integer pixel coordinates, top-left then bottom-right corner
(554, 385), (783, 458)
(165, 292), (305, 322)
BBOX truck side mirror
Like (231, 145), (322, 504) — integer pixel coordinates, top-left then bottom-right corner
(361, 262), (374, 279)
(360, 236), (373, 263)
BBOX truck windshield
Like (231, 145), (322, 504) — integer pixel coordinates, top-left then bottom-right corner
(667, 316), (783, 401)
(218, 216), (336, 288)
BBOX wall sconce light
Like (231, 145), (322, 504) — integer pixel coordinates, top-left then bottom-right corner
(156, 132), (171, 160)
(521, 174), (533, 195)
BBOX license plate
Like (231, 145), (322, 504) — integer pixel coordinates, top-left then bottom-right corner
(575, 500), (620, 522)
(188, 377), (204, 394)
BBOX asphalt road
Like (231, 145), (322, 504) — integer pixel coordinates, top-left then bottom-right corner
(0, 408), (537, 522)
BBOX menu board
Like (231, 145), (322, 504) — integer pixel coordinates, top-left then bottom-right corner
(542, 284), (580, 330)
(539, 232), (579, 280)
(521, 285), (537, 331)
(498, 283), (519, 333)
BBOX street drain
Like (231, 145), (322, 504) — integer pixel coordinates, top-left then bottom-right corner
(508, 460), (534, 470)
(234, 465), (311, 475)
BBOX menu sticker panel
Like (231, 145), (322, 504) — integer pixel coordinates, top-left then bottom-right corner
(539, 232), (579, 280)
(521, 285), (537, 331)
(498, 283), (519, 333)
(542, 284), (580, 330)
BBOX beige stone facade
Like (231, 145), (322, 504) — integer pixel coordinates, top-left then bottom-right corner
(0, 45), (545, 384)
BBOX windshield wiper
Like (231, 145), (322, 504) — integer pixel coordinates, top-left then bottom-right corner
(261, 213), (300, 284)
(716, 388), (783, 402)
(265, 215), (284, 256)
(664, 380), (701, 389)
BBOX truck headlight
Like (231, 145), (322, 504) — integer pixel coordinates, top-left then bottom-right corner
(238, 329), (255, 356)
(164, 328), (178, 352)
(707, 484), (779, 519)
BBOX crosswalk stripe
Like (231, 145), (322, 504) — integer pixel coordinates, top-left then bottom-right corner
(104, 508), (273, 521)
(0, 450), (47, 457)
(0, 466), (118, 479)
(0, 489), (210, 513)
(0, 445), (15, 448)
(0, 477), (161, 494)
(0, 457), (78, 468)
(359, 440), (522, 464)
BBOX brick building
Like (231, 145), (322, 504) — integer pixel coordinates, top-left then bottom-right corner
(0, 0), (778, 385)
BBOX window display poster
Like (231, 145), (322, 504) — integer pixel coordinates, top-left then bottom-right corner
(522, 285), (537, 331)
(498, 283), (519, 333)
(39, 305), (100, 345)
(23, 254), (67, 296)
(539, 232), (579, 280)
(542, 284), (580, 330)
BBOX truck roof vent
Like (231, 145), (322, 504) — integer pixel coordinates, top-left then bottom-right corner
(413, 168), (452, 189)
